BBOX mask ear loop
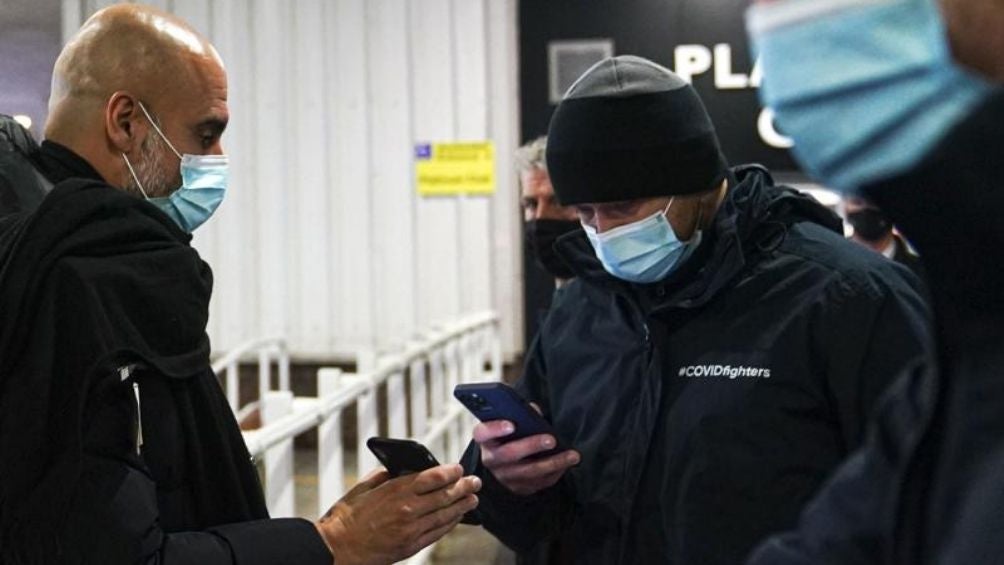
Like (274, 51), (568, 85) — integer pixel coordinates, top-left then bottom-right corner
(690, 198), (705, 242)
(136, 101), (183, 161)
(122, 153), (150, 199)
(662, 197), (676, 216)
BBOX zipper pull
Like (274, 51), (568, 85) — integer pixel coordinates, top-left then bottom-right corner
(132, 381), (143, 454)
(118, 365), (143, 454)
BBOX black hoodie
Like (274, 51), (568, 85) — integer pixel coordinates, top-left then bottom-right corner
(0, 147), (330, 564)
(467, 165), (931, 565)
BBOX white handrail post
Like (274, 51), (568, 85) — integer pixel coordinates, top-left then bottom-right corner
(465, 332), (477, 383)
(387, 371), (407, 438)
(278, 341), (291, 392)
(429, 348), (446, 456)
(409, 358), (428, 439)
(258, 349), (271, 402)
(472, 328), (485, 382)
(355, 351), (379, 475)
(226, 360), (239, 412)
(262, 390), (295, 518)
(317, 368), (344, 517)
(429, 348), (445, 420)
(446, 340), (460, 403)
(356, 384), (379, 476)
(491, 322), (503, 382)
(446, 339), (461, 458)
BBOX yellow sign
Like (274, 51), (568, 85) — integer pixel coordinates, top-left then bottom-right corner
(415, 142), (495, 196)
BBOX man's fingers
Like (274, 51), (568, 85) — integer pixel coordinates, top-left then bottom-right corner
(493, 449), (579, 483)
(345, 467), (390, 496)
(472, 420), (516, 443)
(484, 434), (560, 467)
(419, 493), (480, 533)
(408, 475), (481, 517)
(410, 463), (464, 495)
(443, 475), (481, 501)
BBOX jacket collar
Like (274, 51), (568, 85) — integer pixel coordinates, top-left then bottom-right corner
(555, 164), (844, 312)
(36, 141), (106, 185)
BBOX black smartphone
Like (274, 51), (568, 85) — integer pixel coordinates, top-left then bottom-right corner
(453, 382), (565, 457)
(366, 437), (440, 477)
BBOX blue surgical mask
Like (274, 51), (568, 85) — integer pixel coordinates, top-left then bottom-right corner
(583, 199), (701, 284)
(122, 102), (228, 232)
(747, 0), (991, 192)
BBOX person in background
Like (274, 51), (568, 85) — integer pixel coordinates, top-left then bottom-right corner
(0, 114), (49, 216)
(0, 5), (480, 565)
(746, 0), (1004, 561)
(517, 136), (581, 289)
(463, 55), (931, 565)
(844, 195), (925, 279)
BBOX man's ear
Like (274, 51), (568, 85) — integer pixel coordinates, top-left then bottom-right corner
(106, 92), (144, 153)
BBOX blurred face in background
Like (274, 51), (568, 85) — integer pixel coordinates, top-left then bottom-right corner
(521, 168), (580, 281)
(521, 168), (578, 223)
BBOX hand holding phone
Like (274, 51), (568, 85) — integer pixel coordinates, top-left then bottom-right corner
(455, 382), (579, 496)
(366, 437), (440, 478)
(453, 382), (564, 454)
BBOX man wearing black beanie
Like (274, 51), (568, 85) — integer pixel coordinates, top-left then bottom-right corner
(463, 56), (932, 564)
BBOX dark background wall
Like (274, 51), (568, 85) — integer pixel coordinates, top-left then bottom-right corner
(519, 0), (805, 346)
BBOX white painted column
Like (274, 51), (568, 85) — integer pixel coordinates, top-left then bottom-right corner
(317, 368), (345, 516)
(409, 358), (429, 439)
(261, 390), (295, 518)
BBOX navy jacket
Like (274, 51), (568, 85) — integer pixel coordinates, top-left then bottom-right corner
(467, 165), (931, 564)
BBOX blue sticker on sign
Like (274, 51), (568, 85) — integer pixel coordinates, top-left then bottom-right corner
(414, 143), (432, 159)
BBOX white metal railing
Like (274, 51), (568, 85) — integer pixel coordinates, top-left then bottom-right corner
(212, 336), (291, 417)
(219, 311), (501, 564)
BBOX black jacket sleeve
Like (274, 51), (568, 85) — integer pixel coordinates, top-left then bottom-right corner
(461, 330), (576, 553)
(816, 267), (932, 450)
(748, 362), (935, 564)
(64, 450), (333, 565)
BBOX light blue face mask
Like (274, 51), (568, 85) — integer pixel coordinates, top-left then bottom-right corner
(122, 101), (228, 232)
(746, 0), (991, 192)
(583, 199), (702, 284)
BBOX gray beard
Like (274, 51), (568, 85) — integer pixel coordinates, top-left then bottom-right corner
(124, 132), (177, 198)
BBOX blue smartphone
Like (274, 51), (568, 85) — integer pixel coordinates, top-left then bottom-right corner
(453, 382), (565, 457)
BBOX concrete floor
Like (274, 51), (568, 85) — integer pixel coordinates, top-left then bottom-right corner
(291, 448), (514, 564)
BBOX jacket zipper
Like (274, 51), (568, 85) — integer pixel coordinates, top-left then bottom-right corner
(119, 365), (143, 454)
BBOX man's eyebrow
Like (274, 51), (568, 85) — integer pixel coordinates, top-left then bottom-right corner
(196, 117), (228, 135)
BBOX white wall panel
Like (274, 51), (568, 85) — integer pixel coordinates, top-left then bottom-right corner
(410, 0), (461, 332)
(250, 0), (290, 342)
(452, 0), (493, 317)
(62, 0), (523, 361)
(366, 0), (416, 353)
(288, 0), (332, 354)
(325, 0), (374, 355)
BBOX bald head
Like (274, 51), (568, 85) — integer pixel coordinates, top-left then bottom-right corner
(46, 4), (228, 194)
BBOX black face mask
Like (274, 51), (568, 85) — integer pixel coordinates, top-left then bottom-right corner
(847, 208), (892, 242)
(525, 219), (581, 279)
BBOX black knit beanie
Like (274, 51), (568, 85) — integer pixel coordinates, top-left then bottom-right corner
(546, 55), (729, 205)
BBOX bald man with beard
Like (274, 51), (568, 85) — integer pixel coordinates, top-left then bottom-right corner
(0, 5), (479, 565)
